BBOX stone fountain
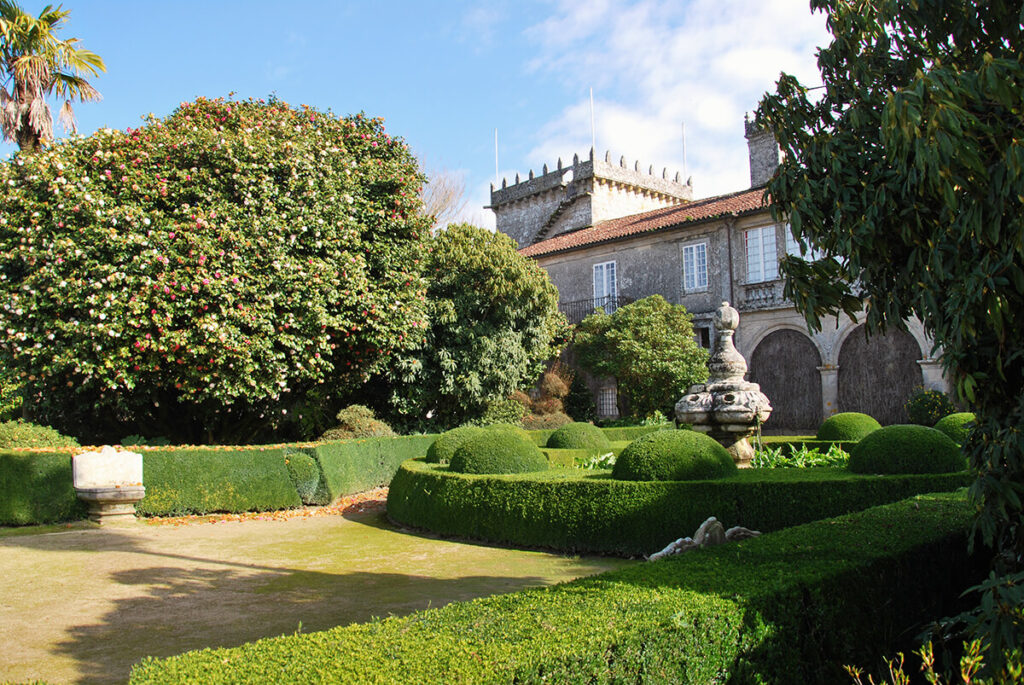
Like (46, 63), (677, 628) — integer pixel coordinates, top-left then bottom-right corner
(73, 445), (146, 524)
(675, 301), (772, 467)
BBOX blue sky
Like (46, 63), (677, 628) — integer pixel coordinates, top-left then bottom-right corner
(2, 0), (831, 227)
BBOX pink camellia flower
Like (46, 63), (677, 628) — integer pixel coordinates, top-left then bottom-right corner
(169, 232), (176, 239)
(202, 278), (209, 285)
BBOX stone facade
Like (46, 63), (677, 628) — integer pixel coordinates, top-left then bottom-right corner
(491, 121), (952, 429)
(488, 149), (693, 248)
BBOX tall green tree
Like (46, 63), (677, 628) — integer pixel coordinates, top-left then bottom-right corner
(384, 224), (568, 430)
(574, 295), (708, 420)
(0, 0), (105, 151)
(758, 0), (1023, 673)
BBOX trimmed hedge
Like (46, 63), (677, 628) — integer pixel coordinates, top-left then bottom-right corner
(817, 412), (882, 441)
(449, 432), (548, 475)
(612, 430), (736, 481)
(600, 424), (673, 442)
(425, 426), (485, 464)
(387, 459), (971, 556)
(0, 451), (86, 525)
(0, 419), (79, 449)
(136, 447), (301, 516)
(934, 412), (976, 445)
(130, 492), (985, 684)
(285, 451), (328, 506)
(302, 435), (438, 502)
(848, 425), (967, 475)
(546, 422), (611, 452)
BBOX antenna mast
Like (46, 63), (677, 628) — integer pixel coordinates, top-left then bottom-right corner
(494, 128), (499, 186)
(589, 88), (596, 154)
(681, 121), (688, 182)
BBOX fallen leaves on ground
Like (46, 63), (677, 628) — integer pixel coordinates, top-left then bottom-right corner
(143, 487), (388, 527)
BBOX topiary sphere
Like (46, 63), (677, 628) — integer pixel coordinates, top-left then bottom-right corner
(816, 412), (882, 441)
(426, 425), (486, 464)
(449, 431), (549, 475)
(848, 424), (967, 474)
(546, 422), (611, 452)
(484, 423), (533, 441)
(932, 412), (976, 446)
(612, 430), (736, 481)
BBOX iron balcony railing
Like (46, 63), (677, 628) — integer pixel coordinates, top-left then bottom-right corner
(559, 295), (635, 325)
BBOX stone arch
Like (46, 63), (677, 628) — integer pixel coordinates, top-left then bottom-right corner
(748, 329), (823, 433)
(838, 324), (923, 424)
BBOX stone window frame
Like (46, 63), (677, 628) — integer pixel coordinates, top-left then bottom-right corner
(745, 224), (779, 284)
(784, 223), (824, 261)
(681, 241), (709, 293)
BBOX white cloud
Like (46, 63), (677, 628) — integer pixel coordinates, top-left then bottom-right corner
(518, 0), (830, 199)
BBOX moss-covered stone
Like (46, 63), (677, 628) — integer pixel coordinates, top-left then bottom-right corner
(545, 422), (611, 453)
(449, 431), (548, 475)
(933, 412), (975, 445)
(848, 424), (967, 474)
(816, 412), (882, 442)
(612, 430), (736, 481)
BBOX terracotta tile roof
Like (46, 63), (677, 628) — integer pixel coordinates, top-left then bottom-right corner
(519, 187), (770, 258)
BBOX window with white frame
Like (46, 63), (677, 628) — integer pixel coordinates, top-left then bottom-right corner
(785, 224), (824, 260)
(593, 260), (618, 312)
(682, 242), (708, 292)
(745, 225), (778, 283)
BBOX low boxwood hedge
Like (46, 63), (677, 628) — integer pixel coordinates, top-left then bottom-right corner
(130, 492), (985, 685)
(387, 460), (971, 556)
(136, 447), (302, 516)
(301, 435), (438, 502)
(0, 451), (86, 525)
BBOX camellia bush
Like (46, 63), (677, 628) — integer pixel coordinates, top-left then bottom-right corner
(0, 96), (431, 444)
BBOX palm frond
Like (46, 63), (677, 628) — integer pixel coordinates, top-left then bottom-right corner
(27, 94), (51, 141)
(56, 98), (74, 133)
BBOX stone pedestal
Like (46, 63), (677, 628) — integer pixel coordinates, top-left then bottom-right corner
(817, 364), (839, 420)
(73, 446), (145, 525)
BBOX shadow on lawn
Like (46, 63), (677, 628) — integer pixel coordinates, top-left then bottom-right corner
(3, 522), (580, 685)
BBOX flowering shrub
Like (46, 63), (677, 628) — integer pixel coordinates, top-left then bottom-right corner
(0, 96), (431, 443)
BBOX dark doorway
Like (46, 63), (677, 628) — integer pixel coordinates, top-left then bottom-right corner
(749, 329), (823, 433)
(838, 325), (923, 424)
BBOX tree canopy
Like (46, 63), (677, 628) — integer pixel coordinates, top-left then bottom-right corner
(758, 0), (1023, 672)
(0, 0), (105, 151)
(385, 223), (568, 430)
(0, 96), (431, 443)
(574, 295), (708, 420)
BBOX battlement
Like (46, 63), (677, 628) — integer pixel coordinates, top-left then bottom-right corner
(744, 113), (780, 188)
(489, 148), (693, 247)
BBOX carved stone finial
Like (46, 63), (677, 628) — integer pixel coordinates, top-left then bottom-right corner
(502, 178), (507, 189)
(687, 175), (693, 186)
(528, 169), (534, 180)
(662, 167), (668, 179)
(674, 171), (681, 182)
(620, 155), (626, 167)
(542, 163), (548, 174)
(634, 160), (640, 171)
(573, 153), (579, 165)
(675, 301), (772, 467)
(648, 164), (654, 175)
(605, 150), (611, 163)
(557, 157), (563, 170)
(589, 146), (594, 161)
(490, 182), (494, 191)
(515, 173), (520, 184)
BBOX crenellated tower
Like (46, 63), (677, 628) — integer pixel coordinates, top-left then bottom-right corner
(488, 148), (693, 248)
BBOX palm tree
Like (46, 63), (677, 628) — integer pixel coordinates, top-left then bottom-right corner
(0, 1), (105, 152)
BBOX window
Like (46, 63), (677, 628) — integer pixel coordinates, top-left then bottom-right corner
(682, 243), (708, 291)
(746, 225), (778, 283)
(785, 224), (823, 260)
(593, 261), (617, 312)
(597, 387), (618, 418)
(694, 326), (711, 349)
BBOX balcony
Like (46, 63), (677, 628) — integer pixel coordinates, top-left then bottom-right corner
(559, 295), (635, 325)
(740, 280), (788, 311)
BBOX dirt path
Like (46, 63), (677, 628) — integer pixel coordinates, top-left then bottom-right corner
(0, 495), (630, 684)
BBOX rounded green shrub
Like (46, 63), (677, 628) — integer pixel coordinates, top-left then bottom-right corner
(0, 420), (79, 449)
(484, 423), (533, 441)
(816, 412), (882, 442)
(904, 388), (956, 426)
(449, 431), (548, 475)
(932, 412), (976, 446)
(848, 424), (966, 474)
(286, 452), (322, 504)
(546, 422), (611, 452)
(320, 405), (395, 441)
(612, 430), (736, 481)
(425, 425), (486, 464)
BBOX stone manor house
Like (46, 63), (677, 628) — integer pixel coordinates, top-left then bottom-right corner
(488, 120), (950, 432)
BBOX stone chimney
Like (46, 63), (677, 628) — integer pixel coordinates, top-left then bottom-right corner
(744, 115), (780, 188)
